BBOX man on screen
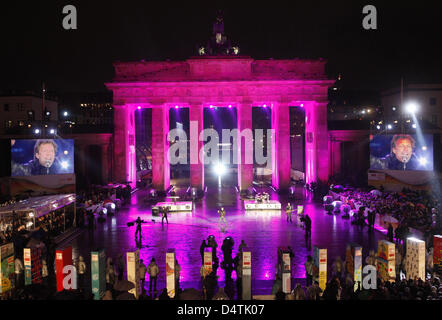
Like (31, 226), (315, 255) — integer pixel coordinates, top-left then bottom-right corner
(12, 139), (64, 176)
(371, 134), (420, 170)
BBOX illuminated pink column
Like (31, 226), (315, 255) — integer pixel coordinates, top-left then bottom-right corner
(152, 105), (170, 191)
(237, 103), (254, 191)
(305, 102), (329, 183)
(189, 104), (204, 190)
(113, 105), (136, 186)
(271, 102), (291, 191)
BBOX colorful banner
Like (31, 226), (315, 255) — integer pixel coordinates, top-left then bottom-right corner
(313, 246), (327, 291)
(127, 250), (140, 299)
(353, 246), (362, 291)
(91, 249), (106, 300)
(377, 257), (396, 282)
(405, 238), (425, 280)
(166, 249), (176, 298)
(56, 246), (72, 291)
(318, 249), (327, 291)
(242, 249), (252, 300)
(346, 244), (362, 291)
(0, 243), (14, 293)
(203, 248), (212, 277)
(23, 247), (42, 286)
(282, 252), (291, 293)
(378, 240), (395, 261)
(434, 235), (441, 272)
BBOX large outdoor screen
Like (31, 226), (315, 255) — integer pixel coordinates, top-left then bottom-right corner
(11, 139), (75, 176)
(369, 134), (433, 171)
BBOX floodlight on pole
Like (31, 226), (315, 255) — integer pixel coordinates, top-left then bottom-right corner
(404, 101), (419, 114)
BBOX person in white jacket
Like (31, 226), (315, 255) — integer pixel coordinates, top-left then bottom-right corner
(77, 256), (86, 288)
(42, 260), (49, 285)
(14, 257), (24, 288)
(147, 258), (159, 292)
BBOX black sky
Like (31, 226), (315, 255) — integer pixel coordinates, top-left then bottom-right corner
(1, 0), (442, 94)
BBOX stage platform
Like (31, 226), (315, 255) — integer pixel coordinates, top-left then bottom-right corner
(155, 201), (193, 212)
(244, 200), (281, 210)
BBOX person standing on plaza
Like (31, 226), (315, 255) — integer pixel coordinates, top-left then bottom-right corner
(304, 214), (312, 239)
(77, 255), (87, 289)
(285, 203), (293, 223)
(117, 254), (125, 281)
(238, 240), (247, 254)
(305, 255), (314, 287)
(387, 223), (394, 243)
(218, 207), (227, 229)
(105, 260), (116, 291)
(134, 217), (144, 240)
(200, 240), (207, 264)
(41, 259), (49, 286)
(161, 207), (169, 225)
(175, 259), (181, 291)
(147, 258), (159, 292)
(14, 256), (24, 289)
(137, 259), (147, 292)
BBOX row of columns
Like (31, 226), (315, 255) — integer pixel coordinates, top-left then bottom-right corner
(113, 101), (329, 192)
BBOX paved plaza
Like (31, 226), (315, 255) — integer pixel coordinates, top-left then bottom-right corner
(65, 183), (386, 295)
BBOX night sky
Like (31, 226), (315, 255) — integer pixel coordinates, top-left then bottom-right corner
(1, 1), (442, 94)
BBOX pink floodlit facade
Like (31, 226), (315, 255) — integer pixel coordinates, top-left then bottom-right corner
(107, 57), (333, 191)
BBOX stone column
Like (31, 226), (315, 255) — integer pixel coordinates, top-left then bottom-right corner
(113, 105), (129, 183)
(101, 144), (109, 185)
(237, 102), (254, 192)
(189, 104), (204, 190)
(330, 139), (342, 177)
(305, 102), (329, 184)
(152, 105), (170, 191)
(316, 102), (330, 182)
(271, 102), (291, 191)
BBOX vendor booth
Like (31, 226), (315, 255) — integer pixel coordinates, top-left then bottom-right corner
(0, 194), (76, 237)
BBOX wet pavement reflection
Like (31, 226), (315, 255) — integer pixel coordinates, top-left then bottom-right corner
(68, 184), (385, 293)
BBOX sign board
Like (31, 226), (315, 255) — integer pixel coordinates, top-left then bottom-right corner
(166, 249), (176, 298)
(203, 248), (212, 277)
(0, 243), (14, 293)
(56, 246), (72, 291)
(91, 249), (106, 300)
(127, 250), (140, 299)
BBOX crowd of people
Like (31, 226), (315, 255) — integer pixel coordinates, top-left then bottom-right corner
(332, 187), (440, 242)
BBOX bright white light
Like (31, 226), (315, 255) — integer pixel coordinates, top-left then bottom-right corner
(102, 208), (108, 215)
(50, 129), (55, 134)
(361, 110), (366, 114)
(34, 129), (40, 134)
(61, 161), (69, 169)
(214, 163), (226, 176)
(412, 124), (417, 129)
(376, 125), (381, 130)
(29, 212), (34, 218)
(422, 146), (427, 151)
(26, 222), (33, 228)
(111, 203), (116, 209)
(387, 124), (392, 130)
(418, 157), (428, 166)
(405, 102), (419, 114)
(64, 150), (68, 155)
(392, 107), (396, 111)
(63, 111), (68, 117)
(53, 204), (58, 208)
